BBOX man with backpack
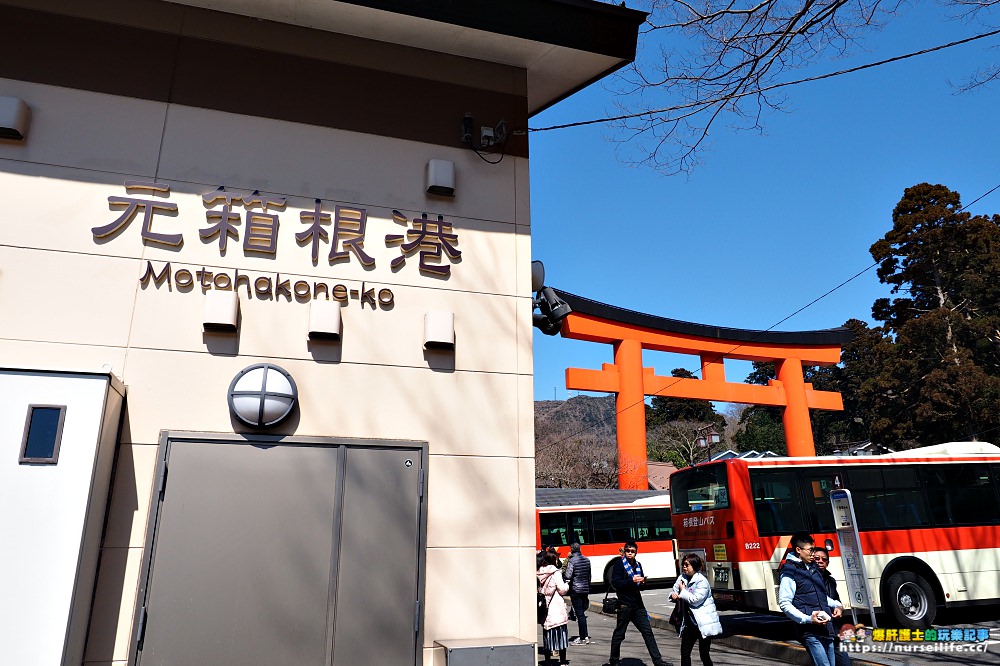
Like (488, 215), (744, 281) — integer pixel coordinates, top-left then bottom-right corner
(564, 542), (592, 645)
(606, 541), (672, 666)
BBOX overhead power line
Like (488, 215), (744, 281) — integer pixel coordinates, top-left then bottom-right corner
(529, 29), (1000, 133)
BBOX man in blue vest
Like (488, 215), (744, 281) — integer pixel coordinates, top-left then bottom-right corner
(779, 532), (844, 666)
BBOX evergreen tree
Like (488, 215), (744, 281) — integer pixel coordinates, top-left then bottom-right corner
(866, 183), (1000, 446)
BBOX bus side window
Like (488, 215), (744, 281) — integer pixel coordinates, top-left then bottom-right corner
(749, 470), (806, 536)
(801, 474), (838, 533)
(755, 498), (782, 534)
(592, 510), (635, 544)
(635, 508), (671, 541)
(539, 513), (569, 546)
(568, 513), (594, 545)
(923, 464), (1000, 526)
(845, 468), (886, 530)
(880, 467), (930, 528)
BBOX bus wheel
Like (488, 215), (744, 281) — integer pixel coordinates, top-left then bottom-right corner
(885, 571), (936, 629)
(603, 562), (615, 587)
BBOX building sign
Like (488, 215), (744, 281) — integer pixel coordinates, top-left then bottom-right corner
(139, 261), (395, 308)
(93, 182), (462, 278)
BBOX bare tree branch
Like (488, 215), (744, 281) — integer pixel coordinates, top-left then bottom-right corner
(530, 0), (1000, 174)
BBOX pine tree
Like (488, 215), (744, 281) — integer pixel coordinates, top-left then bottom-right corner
(866, 183), (1000, 446)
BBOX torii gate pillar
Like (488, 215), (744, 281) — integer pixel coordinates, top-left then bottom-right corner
(614, 339), (649, 489)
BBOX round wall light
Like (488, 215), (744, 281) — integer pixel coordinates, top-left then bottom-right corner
(227, 363), (298, 428)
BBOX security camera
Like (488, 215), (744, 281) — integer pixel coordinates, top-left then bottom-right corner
(461, 113), (474, 145)
(532, 286), (572, 335)
(495, 120), (508, 145)
(533, 313), (562, 336)
(538, 287), (572, 322)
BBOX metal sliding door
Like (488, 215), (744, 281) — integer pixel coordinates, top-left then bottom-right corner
(331, 447), (422, 664)
(133, 436), (424, 666)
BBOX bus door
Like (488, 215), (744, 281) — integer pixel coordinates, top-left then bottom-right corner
(749, 469), (804, 609)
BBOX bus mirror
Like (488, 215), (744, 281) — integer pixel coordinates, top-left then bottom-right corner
(825, 538), (834, 552)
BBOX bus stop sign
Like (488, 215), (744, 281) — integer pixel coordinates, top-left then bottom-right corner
(829, 489), (877, 627)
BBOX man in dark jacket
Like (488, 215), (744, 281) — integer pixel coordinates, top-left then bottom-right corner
(605, 541), (672, 666)
(813, 546), (851, 666)
(778, 532), (844, 666)
(565, 542), (592, 645)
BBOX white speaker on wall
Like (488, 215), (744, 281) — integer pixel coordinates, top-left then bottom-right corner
(204, 290), (239, 332)
(424, 311), (455, 350)
(309, 299), (342, 340)
(426, 159), (455, 197)
(0, 96), (30, 141)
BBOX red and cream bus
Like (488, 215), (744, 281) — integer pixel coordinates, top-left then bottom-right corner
(669, 442), (1000, 628)
(536, 488), (677, 586)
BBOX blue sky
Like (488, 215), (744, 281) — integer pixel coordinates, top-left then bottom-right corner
(528, 2), (1000, 402)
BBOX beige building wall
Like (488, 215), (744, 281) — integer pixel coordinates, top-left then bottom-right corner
(0, 1), (644, 663)
(0, 56), (534, 666)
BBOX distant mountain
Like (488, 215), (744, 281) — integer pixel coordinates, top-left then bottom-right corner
(535, 395), (619, 488)
(535, 394), (617, 440)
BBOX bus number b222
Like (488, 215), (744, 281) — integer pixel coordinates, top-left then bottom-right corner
(744, 542), (761, 550)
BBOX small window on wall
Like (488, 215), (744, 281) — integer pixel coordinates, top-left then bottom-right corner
(19, 405), (66, 464)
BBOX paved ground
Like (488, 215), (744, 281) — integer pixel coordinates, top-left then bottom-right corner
(537, 595), (899, 666)
(536, 602), (826, 666)
(536, 599), (1000, 666)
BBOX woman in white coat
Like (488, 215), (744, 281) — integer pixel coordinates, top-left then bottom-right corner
(670, 553), (723, 666)
(537, 550), (571, 665)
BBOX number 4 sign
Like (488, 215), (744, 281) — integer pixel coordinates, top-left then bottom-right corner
(830, 489), (878, 628)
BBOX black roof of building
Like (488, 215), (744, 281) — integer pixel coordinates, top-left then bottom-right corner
(167, 0), (647, 116)
(338, 0), (647, 60)
(536, 488), (669, 508)
(554, 289), (853, 346)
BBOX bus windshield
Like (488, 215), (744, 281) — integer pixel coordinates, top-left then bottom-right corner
(670, 463), (729, 514)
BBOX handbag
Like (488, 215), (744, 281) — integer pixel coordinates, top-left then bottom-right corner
(668, 598), (685, 632)
(537, 590), (549, 625)
(602, 590), (620, 614)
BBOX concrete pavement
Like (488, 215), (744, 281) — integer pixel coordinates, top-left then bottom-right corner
(535, 599), (891, 666)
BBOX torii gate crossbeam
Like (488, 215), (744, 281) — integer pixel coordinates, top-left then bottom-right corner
(554, 290), (852, 490)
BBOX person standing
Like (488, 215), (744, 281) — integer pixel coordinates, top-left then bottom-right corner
(565, 542), (593, 645)
(812, 546), (851, 666)
(537, 550), (571, 666)
(605, 541), (673, 666)
(670, 553), (722, 666)
(778, 532), (844, 666)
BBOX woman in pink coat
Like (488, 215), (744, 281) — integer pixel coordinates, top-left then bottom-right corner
(537, 550), (571, 665)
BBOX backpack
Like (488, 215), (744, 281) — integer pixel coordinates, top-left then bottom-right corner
(537, 590), (548, 624)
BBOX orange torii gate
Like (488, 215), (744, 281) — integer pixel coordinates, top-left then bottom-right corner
(554, 290), (852, 490)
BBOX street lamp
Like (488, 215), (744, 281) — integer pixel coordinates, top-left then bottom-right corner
(695, 426), (721, 462)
